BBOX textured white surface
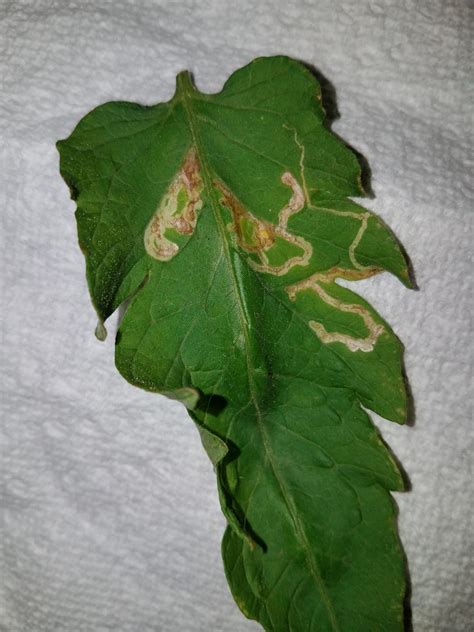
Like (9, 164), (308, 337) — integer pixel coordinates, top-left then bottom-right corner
(1, 1), (473, 630)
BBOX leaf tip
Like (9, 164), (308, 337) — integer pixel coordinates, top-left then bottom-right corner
(95, 320), (107, 342)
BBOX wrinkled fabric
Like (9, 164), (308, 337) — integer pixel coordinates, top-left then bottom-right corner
(0, 1), (472, 630)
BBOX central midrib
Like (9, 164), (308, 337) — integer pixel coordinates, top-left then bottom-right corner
(177, 73), (340, 631)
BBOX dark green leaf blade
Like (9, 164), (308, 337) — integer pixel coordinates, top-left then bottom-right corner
(58, 55), (410, 631)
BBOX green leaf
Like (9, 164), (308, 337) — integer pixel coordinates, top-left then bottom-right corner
(57, 56), (411, 631)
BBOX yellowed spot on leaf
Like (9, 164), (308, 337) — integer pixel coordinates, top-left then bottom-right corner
(144, 147), (203, 261)
(215, 171), (312, 276)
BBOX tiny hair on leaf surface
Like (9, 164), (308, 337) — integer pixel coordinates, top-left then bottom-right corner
(57, 56), (412, 631)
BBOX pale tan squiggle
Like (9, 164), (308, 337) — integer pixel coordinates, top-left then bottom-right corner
(250, 172), (312, 275)
(284, 124), (310, 204)
(348, 212), (371, 270)
(144, 147), (203, 261)
(215, 173), (312, 276)
(307, 205), (371, 270)
(286, 124), (373, 272)
(287, 267), (384, 353)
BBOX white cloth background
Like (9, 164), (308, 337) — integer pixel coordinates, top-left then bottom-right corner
(1, 1), (472, 630)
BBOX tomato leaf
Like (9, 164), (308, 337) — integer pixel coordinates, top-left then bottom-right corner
(58, 56), (411, 631)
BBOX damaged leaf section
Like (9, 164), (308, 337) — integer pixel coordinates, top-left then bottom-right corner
(215, 171), (312, 276)
(144, 147), (203, 261)
(287, 266), (385, 352)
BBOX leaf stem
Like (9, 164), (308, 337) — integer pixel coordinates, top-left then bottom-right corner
(175, 70), (195, 99)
